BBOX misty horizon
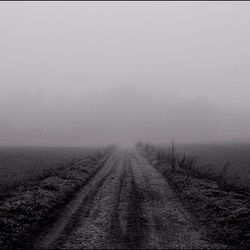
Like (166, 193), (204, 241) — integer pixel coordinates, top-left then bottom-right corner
(1, 2), (250, 147)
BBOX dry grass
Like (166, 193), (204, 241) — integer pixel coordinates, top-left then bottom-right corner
(137, 141), (250, 248)
(0, 147), (113, 249)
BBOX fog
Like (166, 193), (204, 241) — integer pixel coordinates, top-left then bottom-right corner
(1, 2), (250, 146)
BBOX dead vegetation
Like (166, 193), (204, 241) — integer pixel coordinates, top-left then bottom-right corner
(0, 147), (113, 249)
(136, 141), (250, 249)
(136, 140), (197, 175)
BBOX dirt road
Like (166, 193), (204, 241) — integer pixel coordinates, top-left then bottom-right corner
(35, 149), (226, 249)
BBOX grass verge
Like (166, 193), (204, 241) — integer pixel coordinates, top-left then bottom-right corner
(137, 142), (250, 249)
(0, 148), (112, 249)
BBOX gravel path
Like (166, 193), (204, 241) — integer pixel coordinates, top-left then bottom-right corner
(35, 149), (227, 249)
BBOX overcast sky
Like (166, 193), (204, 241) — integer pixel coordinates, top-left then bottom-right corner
(0, 1), (250, 146)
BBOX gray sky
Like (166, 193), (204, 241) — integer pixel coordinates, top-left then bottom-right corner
(0, 1), (250, 146)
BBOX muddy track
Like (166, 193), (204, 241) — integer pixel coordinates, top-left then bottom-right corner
(34, 149), (228, 249)
(124, 175), (148, 249)
(108, 157), (148, 249)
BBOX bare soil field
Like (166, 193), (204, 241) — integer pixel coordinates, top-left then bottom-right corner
(157, 143), (250, 192)
(0, 147), (99, 196)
